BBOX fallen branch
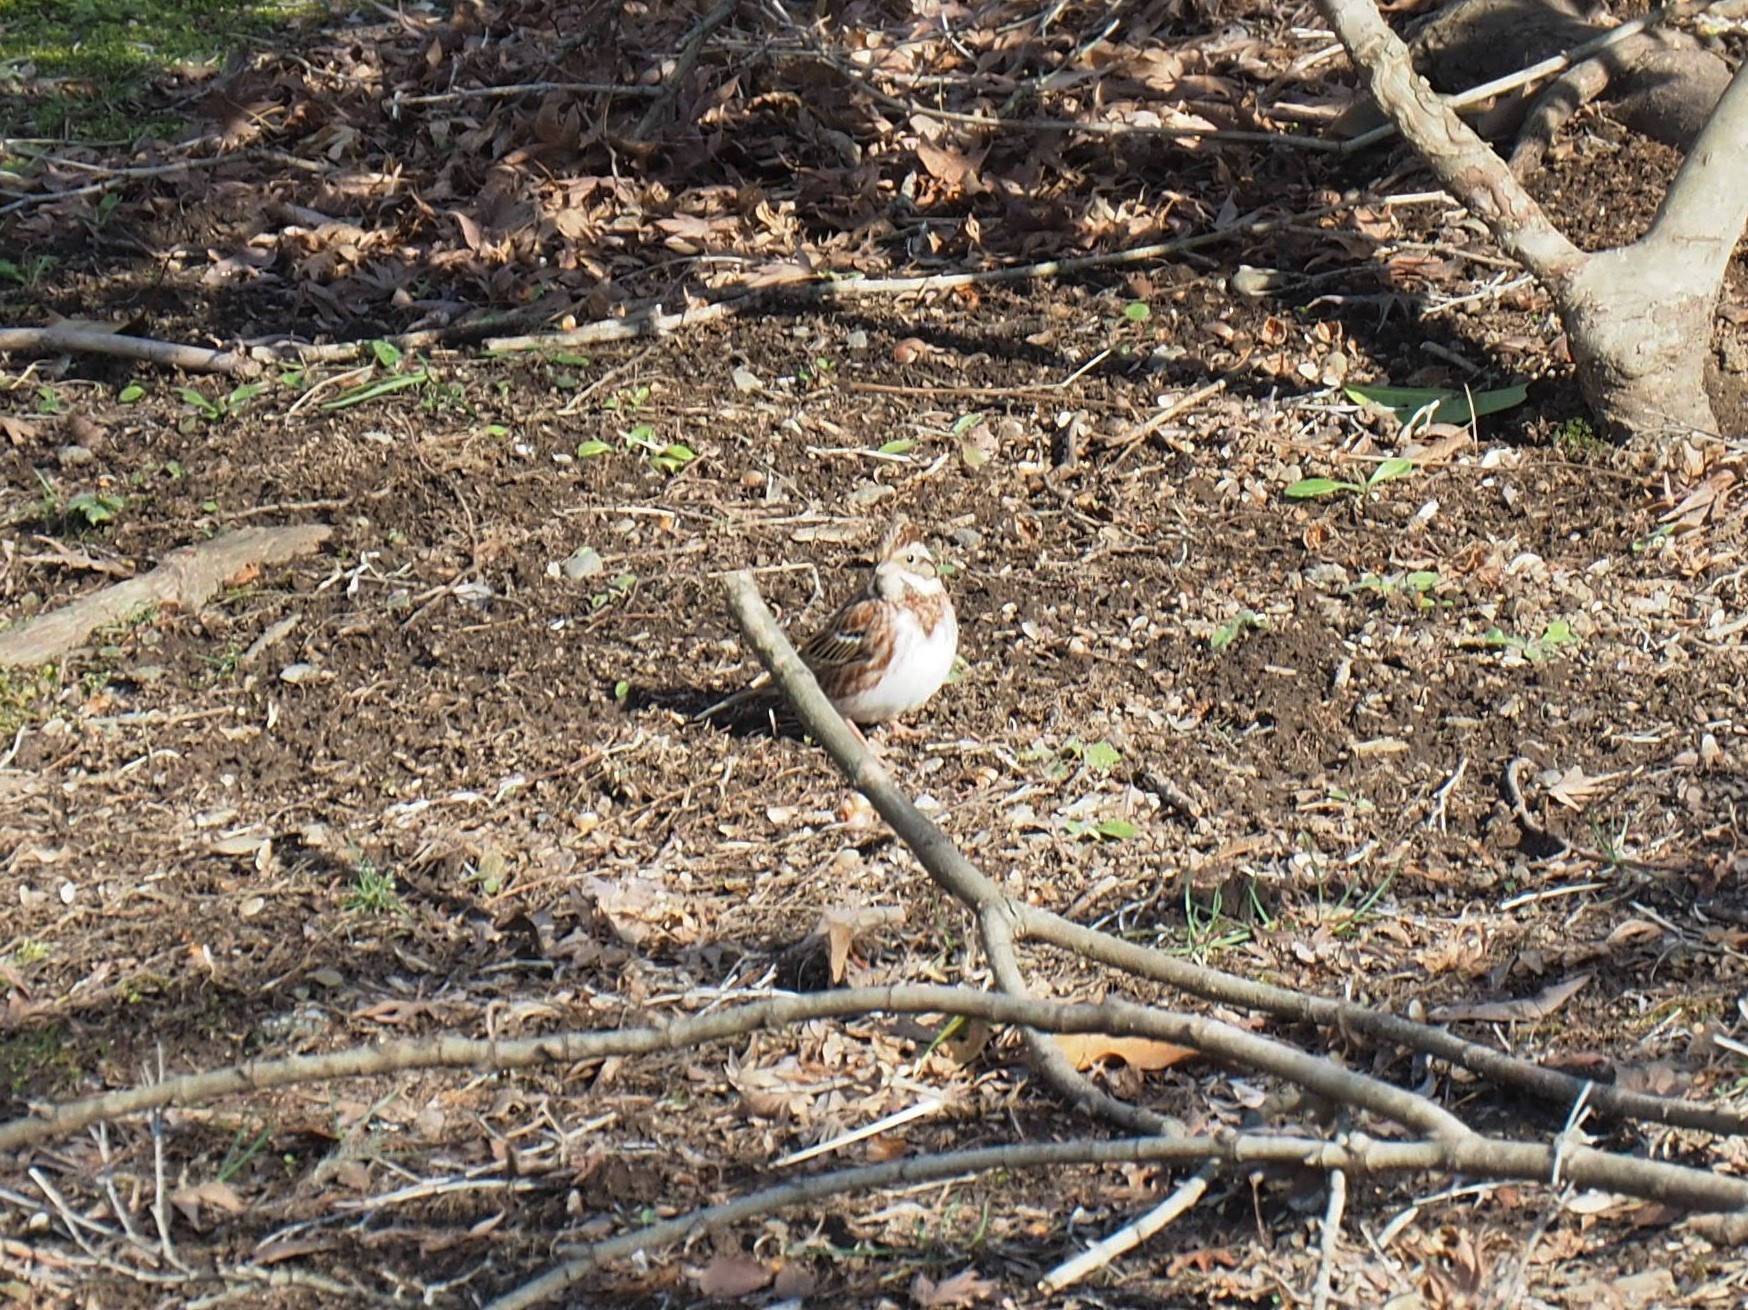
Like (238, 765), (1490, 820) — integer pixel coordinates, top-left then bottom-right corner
(481, 297), (742, 353)
(0, 325), (256, 376)
(720, 571), (1748, 1139)
(481, 1129), (1748, 1310)
(1025, 912), (1743, 1136)
(0, 985), (1479, 1153)
(0, 525), (331, 669)
(713, 567), (1190, 1140)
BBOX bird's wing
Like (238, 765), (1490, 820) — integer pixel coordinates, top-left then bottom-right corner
(800, 598), (877, 669)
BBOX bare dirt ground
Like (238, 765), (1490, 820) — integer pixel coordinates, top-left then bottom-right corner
(5, 0), (1748, 1305)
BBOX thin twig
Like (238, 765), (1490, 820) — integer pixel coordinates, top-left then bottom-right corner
(1425, 755), (1467, 830)
(821, 45), (1344, 149)
(484, 190), (1453, 353)
(94, 1122), (150, 1250)
(1310, 1168), (1348, 1310)
(636, 0), (741, 138)
(28, 1168), (114, 1255)
(150, 1100), (189, 1273)
(1038, 1164), (1214, 1291)
(391, 80), (662, 110)
(0, 142), (326, 215)
(1105, 377), (1229, 468)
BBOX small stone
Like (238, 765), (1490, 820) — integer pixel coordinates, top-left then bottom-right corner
(563, 546), (605, 581)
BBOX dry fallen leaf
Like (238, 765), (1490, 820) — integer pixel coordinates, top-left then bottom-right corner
(913, 139), (988, 195)
(1427, 972), (1592, 1024)
(1542, 765), (1623, 812)
(911, 1266), (998, 1307)
(1661, 468), (1736, 531)
(170, 1179), (247, 1227)
(1052, 1033), (1198, 1072)
(692, 1254), (771, 1298)
(1165, 1247), (1240, 1276)
(813, 905), (904, 983)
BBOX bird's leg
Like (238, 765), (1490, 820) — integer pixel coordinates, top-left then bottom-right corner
(880, 720), (929, 743)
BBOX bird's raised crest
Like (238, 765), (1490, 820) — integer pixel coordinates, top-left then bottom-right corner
(876, 516), (924, 561)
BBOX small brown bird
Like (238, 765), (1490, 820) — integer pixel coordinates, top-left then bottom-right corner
(704, 520), (959, 726)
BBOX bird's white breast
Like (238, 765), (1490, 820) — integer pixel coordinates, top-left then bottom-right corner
(833, 600), (959, 723)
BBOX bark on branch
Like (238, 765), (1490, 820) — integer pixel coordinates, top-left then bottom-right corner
(1315, 0), (1748, 440)
(0, 324), (257, 376)
(0, 986), (1471, 1155)
(0, 525), (332, 668)
(720, 571), (1748, 1139)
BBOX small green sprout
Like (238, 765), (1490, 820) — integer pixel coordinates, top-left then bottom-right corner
(1482, 619), (1580, 663)
(1210, 609), (1264, 651)
(1285, 457), (1415, 502)
(342, 857), (405, 916)
(1344, 382), (1528, 425)
(66, 491), (125, 526)
(1063, 817), (1136, 842)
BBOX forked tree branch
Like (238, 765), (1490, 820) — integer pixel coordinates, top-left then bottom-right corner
(720, 570), (1748, 1139)
(1314, 0), (1748, 439)
(0, 986), (1459, 1154)
(10, 575), (1748, 1310)
(1315, 0), (1583, 284)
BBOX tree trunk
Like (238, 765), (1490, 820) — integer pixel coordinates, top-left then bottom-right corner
(1317, 0), (1748, 441)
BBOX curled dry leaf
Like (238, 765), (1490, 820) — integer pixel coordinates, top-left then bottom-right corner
(0, 414), (40, 445)
(1427, 972), (1593, 1024)
(1051, 1033), (1198, 1072)
(693, 1254), (772, 1298)
(816, 905), (905, 983)
(913, 139), (988, 195)
(1661, 468), (1736, 532)
(911, 1267), (999, 1308)
(1542, 765), (1623, 812)
(171, 1179), (247, 1228)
